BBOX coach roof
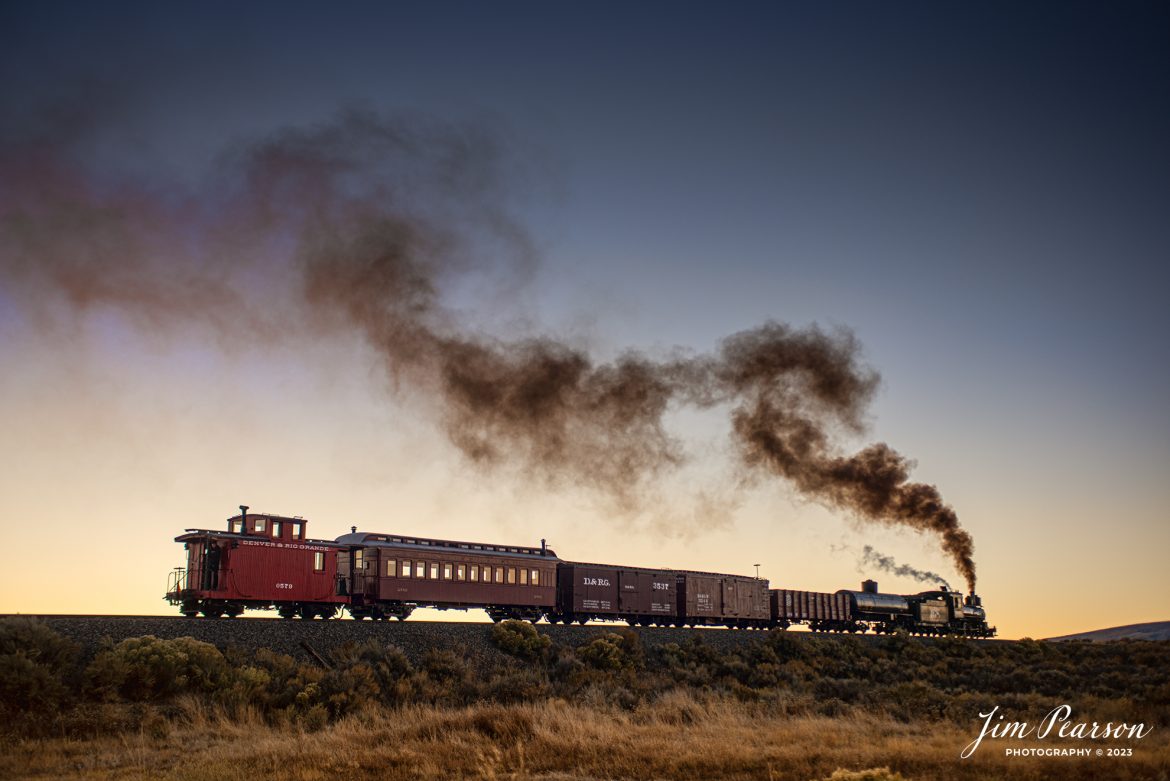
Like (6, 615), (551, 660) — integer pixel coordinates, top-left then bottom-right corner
(335, 531), (559, 560)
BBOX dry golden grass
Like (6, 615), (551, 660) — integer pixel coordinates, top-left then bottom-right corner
(2, 693), (1166, 781)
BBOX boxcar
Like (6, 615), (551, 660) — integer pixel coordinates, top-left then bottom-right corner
(676, 571), (770, 628)
(335, 531), (559, 621)
(551, 562), (678, 626)
(165, 508), (347, 619)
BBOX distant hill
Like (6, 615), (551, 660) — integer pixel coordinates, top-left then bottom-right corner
(1046, 621), (1170, 642)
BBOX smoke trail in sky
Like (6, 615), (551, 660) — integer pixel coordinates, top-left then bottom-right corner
(860, 545), (952, 590)
(0, 107), (977, 589)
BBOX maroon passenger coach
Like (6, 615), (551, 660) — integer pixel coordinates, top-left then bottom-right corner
(334, 531), (560, 621)
(165, 507), (347, 618)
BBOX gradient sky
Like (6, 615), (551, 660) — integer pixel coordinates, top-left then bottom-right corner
(1, 2), (1167, 638)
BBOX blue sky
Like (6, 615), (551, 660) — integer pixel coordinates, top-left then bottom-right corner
(1, 2), (1167, 635)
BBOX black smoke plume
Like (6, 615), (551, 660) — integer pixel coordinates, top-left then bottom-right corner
(860, 545), (951, 590)
(0, 108), (977, 590)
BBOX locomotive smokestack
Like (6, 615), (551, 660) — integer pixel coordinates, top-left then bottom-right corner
(862, 579), (878, 594)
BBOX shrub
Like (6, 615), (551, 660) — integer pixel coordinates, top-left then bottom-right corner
(414, 649), (475, 704)
(482, 668), (550, 703)
(578, 630), (643, 672)
(318, 662), (380, 717)
(0, 652), (70, 715)
(0, 618), (79, 672)
(0, 618), (78, 716)
(331, 640), (413, 705)
(85, 635), (229, 701)
(491, 620), (552, 660)
(578, 633), (629, 671)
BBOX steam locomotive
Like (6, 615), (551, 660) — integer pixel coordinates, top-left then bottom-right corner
(165, 507), (995, 637)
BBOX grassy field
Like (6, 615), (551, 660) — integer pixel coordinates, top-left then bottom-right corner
(2, 618), (1167, 780)
(3, 695), (1168, 781)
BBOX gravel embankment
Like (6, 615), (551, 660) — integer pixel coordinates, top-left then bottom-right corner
(8, 615), (1009, 668)
(15, 615), (783, 665)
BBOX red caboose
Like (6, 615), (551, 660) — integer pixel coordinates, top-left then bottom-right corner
(165, 506), (348, 618)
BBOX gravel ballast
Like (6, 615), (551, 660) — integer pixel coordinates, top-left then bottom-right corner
(17, 615), (783, 665)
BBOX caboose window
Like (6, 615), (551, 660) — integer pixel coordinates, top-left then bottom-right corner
(531, 569), (539, 585)
(254, 518), (266, 533)
(230, 519), (242, 534)
(292, 522), (303, 539)
(442, 563), (452, 580)
(469, 564), (479, 582)
(313, 552), (324, 571)
(400, 560), (411, 577)
(495, 567), (504, 583)
(271, 521), (281, 538)
(430, 562), (439, 579)
(507, 567), (516, 584)
(415, 561), (425, 578)
(456, 564), (466, 580)
(520, 568), (528, 585)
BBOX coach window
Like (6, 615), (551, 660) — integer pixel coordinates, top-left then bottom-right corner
(415, 561), (425, 578)
(507, 567), (516, 584)
(456, 564), (466, 581)
(430, 562), (439, 580)
(313, 552), (324, 571)
(254, 517), (267, 533)
(495, 567), (504, 584)
(386, 559), (395, 577)
(443, 563), (452, 580)
(400, 560), (411, 578)
(519, 568), (528, 585)
(271, 521), (281, 538)
(530, 569), (539, 586)
(470, 564), (479, 582)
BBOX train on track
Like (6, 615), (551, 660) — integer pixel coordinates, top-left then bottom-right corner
(165, 507), (995, 637)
